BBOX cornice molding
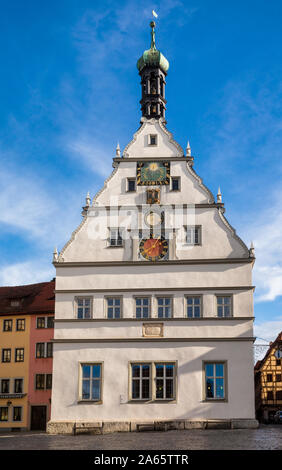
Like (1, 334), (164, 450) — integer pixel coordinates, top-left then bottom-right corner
(52, 336), (256, 343)
(54, 257), (252, 267)
(54, 317), (255, 322)
(55, 286), (255, 293)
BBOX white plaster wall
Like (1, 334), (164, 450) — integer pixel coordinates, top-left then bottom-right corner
(95, 161), (210, 207)
(54, 319), (254, 340)
(50, 341), (256, 422)
(55, 263), (253, 291)
(124, 120), (182, 159)
(60, 200), (248, 263)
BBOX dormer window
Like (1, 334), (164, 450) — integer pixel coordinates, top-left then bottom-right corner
(149, 134), (157, 146)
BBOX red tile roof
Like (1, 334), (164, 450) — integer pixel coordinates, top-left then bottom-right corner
(0, 280), (55, 316)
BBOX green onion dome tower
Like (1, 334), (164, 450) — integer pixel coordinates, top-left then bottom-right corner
(137, 21), (169, 120)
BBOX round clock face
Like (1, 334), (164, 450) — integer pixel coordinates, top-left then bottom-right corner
(139, 236), (168, 261)
(144, 210), (163, 228)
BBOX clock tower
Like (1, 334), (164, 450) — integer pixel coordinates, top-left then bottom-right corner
(48, 20), (258, 434)
(137, 21), (168, 120)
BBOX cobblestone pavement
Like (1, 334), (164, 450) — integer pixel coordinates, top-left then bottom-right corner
(0, 425), (281, 450)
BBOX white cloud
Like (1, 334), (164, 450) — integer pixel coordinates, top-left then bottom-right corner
(67, 137), (112, 178)
(0, 261), (54, 287)
(242, 188), (282, 302)
(254, 318), (282, 343)
(0, 160), (83, 253)
(204, 75), (282, 303)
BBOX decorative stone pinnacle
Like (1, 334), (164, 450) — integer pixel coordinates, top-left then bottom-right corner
(53, 247), (58, 262)
(249, 241), (255, 258)
(116, 142), (121, 157)
(86, 191), (91, 207)
(186, 141), (191, 157)
(217, 187), (222, 203)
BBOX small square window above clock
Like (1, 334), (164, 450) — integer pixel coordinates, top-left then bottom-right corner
(149, 134), (157, 146)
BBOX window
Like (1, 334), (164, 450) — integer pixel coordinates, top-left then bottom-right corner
(46, 374), (52, 389)
(135, 297), (150, 319)
(14, 379), (23, 394)
(109, 228), (123, 247)
(80, 364), (102, 402)
(186, 296), (201, 318)
(1, 379), (10, 394)
(10, 300), (20, 307)
(37, 316), (55, 328)
(47, 343), (53, 358)
(15, 348), (24, 362)
(36, 342), (53, 358)
(36, 343), (45, 358)
(131, 364), (151, 400)
(267, 374), (273, 382)
(130, 362), (177, 401)
(35, 374), (45, 390)
(267, 391), (274, 400)
(0, 407), (8, 421)
(127, 178), (136, 192)
(76, 298), (92, 319)
(13, 407), (22, 422)
(217, 296), (232, 317)
(35, 374), (52, 390)
(171, 177), (180, 191)
(276, 390), (282, 400)
(2, 349), (11, 363)
(276, 374), (281, 382)
(106, 297), (122, 319)
(186, 226), (201, 245)
(204, 362), (226, 400)
(3, 319), (12, 332)
(47, 316), (54, 328)
(16, 319), (25, 331)
(37, 317), (45, 328)
(155, 363), (175, 400)
(157, 297), (172, 318)
(149, 134), (157, 146)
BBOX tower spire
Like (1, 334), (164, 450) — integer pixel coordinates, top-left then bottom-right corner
(150, 21), (157, 50)
(137, 21), (169, 120)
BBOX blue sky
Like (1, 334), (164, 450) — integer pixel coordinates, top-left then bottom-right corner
(0, 0), (282, 350)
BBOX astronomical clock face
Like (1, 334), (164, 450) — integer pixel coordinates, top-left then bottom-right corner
(139, 236), (168, 261)
(137, 161), (170, 186)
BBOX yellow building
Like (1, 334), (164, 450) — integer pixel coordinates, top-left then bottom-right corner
(255, 332), (282, 423)
(0, 312), (30, 430)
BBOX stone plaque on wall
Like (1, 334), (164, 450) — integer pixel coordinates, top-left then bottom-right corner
(142, 323), (164, 337)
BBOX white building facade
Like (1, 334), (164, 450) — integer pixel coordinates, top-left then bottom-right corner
(48, 22), (258, 434)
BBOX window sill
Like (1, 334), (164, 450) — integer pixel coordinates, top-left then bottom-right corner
(128, 399), (176, 404)
(106, 245), (124, 248)
(77, 400), (103, 405)
(202, 398), (228, 403)
(183, 243), (202, 247)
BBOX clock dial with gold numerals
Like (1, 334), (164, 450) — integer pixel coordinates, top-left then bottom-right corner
(137, 161), (170, 186)
(139, 236), (168, 261)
